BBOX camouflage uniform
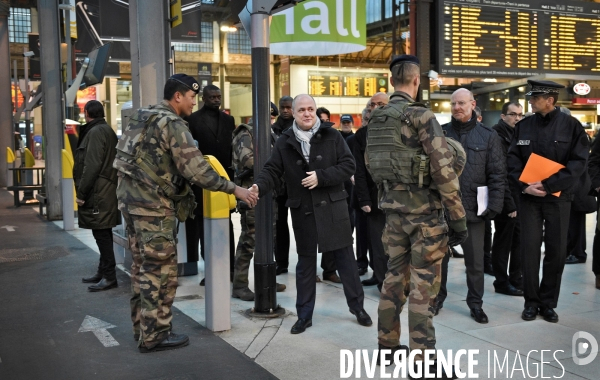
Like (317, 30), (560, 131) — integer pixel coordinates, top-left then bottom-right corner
(113, 101), (236, 349)
(374, 91), (466, 359)
(231, 124), (276, 290)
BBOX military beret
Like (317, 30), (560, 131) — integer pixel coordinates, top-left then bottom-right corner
(340, 114), (353, 123)
(271, 102), (279, 117)
(389, 54), (420, 71)
(169, 73), (200, 94)
(526, 80), (564, 96)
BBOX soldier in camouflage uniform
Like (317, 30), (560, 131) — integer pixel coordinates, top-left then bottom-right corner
(231, 104), (286, 301)
(370, 56), (467, 376)
(113, 74), (258, 353)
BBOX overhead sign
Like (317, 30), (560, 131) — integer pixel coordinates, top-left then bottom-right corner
(572, 98), (600, 105)
(573, 83), (591, 96)
(438, 0), (600, 77)
(270, 0), (366, 55)
(308, 70), (387, 97)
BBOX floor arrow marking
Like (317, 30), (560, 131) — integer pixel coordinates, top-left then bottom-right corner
(78, 315), (119, 347)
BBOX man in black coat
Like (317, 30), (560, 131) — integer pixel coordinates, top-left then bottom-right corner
(252, 94), (372, 334)
(490, 102), (524, 296)
(75, 100), (120, 292)
(441, 88), (505, 324)
(588, 138), (600, 290)
(272, 96), (294, 275)
(508, 80), (589, 323)
(185, 85), (236, 282)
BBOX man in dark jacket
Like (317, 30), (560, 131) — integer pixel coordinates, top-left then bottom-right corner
(508, 80), (589, 323)
(589, 139), (600, 290)
(272, 96), (294, 275)
(490, 102), (523, 296)
(75, 100), (120, 292)
(185, 85), (236, 284)
(441, 88), (505, 324)
(251, 94), (372, 334)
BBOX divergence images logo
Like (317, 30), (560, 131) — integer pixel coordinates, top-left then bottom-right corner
(572, 331), (598, 366)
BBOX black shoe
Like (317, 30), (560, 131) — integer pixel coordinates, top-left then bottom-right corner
(433, 300), (443, 316)
(350, 309), (373, 326)
(470, 307), (488, 324)
(82, 273), (102, 283)
(358, 267), (368, 276)
(521, 306), (538, 321)
(200, 278), (205, 286)
(494, 284), (524, 297)
(539, 307), (559, 323)
(138, 332), (189, 353)
(450, 247), (464, 258)
(276, 283), (286, 292)
(291, 318), (312, 334)
(484, 263), (494, 276)
(377, 344), (409, 366)
(88, 278), (118, 292)
(361, 276), (378, 286)
(276, 266), (288, 275)
(565, 255), (585, 264)
(323, 273), (342, 283)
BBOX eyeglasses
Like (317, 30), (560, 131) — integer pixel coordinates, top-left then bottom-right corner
(506, 113), (524, 118)
(450, 101), (473, 107)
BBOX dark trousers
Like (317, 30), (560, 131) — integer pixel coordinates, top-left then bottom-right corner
(519, 199), (570, 309)
(366, 209), (388, 286)
(275, 194), (290, 269)
(92, 228), (117, 281)
(437, 250), (451, 305)
(185, 199), (235, 273)
(484, 220), (492, 265)
(567, 209), (587, 261)
(355, 209), (370, 270)
(491, 214), (522, 289)
(296, 245), (364, 320)
(593, 201), (600, 276)
(461, 221), (485, 309)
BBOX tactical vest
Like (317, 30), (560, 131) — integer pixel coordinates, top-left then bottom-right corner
(231, 123), (253, 187)
(115, 106), (196, 221)
(366, 100), (466, 189)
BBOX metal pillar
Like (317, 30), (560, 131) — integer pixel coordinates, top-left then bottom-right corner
(251, 1), (279, 314)
(137, 0), (170, 107)
(39, 0), (65, 220)
(0, 1), (9, 187)
(128, 0), (141, 110)
(415, 0), (431, 105)
(23, 48), (32, 150)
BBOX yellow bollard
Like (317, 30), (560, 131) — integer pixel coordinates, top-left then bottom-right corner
(202, 155), (236, 332)
(62, 149), (76, 230)
(23, 148), (35, 168)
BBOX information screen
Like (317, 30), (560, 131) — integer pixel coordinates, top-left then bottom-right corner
(308, 71), (388, 97)
(437, 0), (600, 76)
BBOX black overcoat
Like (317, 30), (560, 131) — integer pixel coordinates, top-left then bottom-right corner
(255, 123), (355, 255)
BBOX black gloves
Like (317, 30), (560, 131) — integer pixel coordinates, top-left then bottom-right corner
(448, 229), (468, 247)
(480, 209), (497, 221)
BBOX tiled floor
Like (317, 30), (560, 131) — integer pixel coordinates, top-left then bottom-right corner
(61, 211), (600, 379)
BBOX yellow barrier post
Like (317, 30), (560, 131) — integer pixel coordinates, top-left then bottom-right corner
(62, 149), (75, 231)
(6, 147), (15, 187)
(202, 155), (236, 332)
(21, 148), (37, 202)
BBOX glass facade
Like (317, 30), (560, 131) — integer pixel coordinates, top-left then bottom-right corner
(8, 7), (31, 44)
(227, 29), (251, 55)
(366, 0), (407, 24)
(172, 22), (214, 52)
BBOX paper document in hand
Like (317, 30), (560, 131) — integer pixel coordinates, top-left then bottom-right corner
(519, 153), (564, 197)
(477, 186), (488, 216)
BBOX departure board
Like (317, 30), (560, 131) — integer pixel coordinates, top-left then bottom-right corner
(308, 71), (388, 97)
(438, 0), (600, 76)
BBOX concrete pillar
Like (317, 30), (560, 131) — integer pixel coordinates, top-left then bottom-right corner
(38, 0), (65, 220)
(0, 1), (11, 187)
(128, 0), (141, 111)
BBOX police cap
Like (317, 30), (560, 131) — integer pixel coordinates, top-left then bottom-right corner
(525, 80), (564, 96)
(340, 114), (353, 123)
(389, 55), (420, 71)
(169, 73), (200, 94)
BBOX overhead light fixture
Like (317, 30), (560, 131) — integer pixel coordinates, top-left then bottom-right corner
(220, 25), (237, 32)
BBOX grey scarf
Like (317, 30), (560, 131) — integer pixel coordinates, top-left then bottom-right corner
(292, 119), (321, 162)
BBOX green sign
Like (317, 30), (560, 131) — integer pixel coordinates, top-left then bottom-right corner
(271, 0), (366, 55)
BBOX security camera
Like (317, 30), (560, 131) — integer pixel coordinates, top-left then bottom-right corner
(23, 51), (34, 58)
(428, 70), (438, 80)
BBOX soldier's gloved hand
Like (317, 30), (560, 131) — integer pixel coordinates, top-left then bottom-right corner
(448, 229), (468, 247)
(479, 209), (497, 221)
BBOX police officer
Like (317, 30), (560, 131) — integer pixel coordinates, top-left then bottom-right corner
(113, 74), (258, 353)
(371, 55), (467, 376)
(507, 80), (589, 323)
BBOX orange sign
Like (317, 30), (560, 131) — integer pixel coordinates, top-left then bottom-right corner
(76, 87), (97, 112)
(11, 84), (24, 111)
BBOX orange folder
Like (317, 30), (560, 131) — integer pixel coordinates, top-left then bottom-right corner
(519, 153), (564, 197)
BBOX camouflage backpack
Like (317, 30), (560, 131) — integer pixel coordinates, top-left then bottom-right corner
(366, 100), (466, 189)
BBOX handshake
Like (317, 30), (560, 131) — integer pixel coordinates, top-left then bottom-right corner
(233, 184), (261, 208)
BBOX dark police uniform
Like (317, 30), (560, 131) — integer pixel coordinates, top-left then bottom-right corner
(507, 80), (589, 315)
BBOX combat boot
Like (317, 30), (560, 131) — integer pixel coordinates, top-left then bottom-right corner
(138, 332), (189, 353)
(232, 287), (255, 301)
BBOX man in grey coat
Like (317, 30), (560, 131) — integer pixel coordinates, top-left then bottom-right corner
(74, 100), (120, 292)
(251, 94), (372, 334)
